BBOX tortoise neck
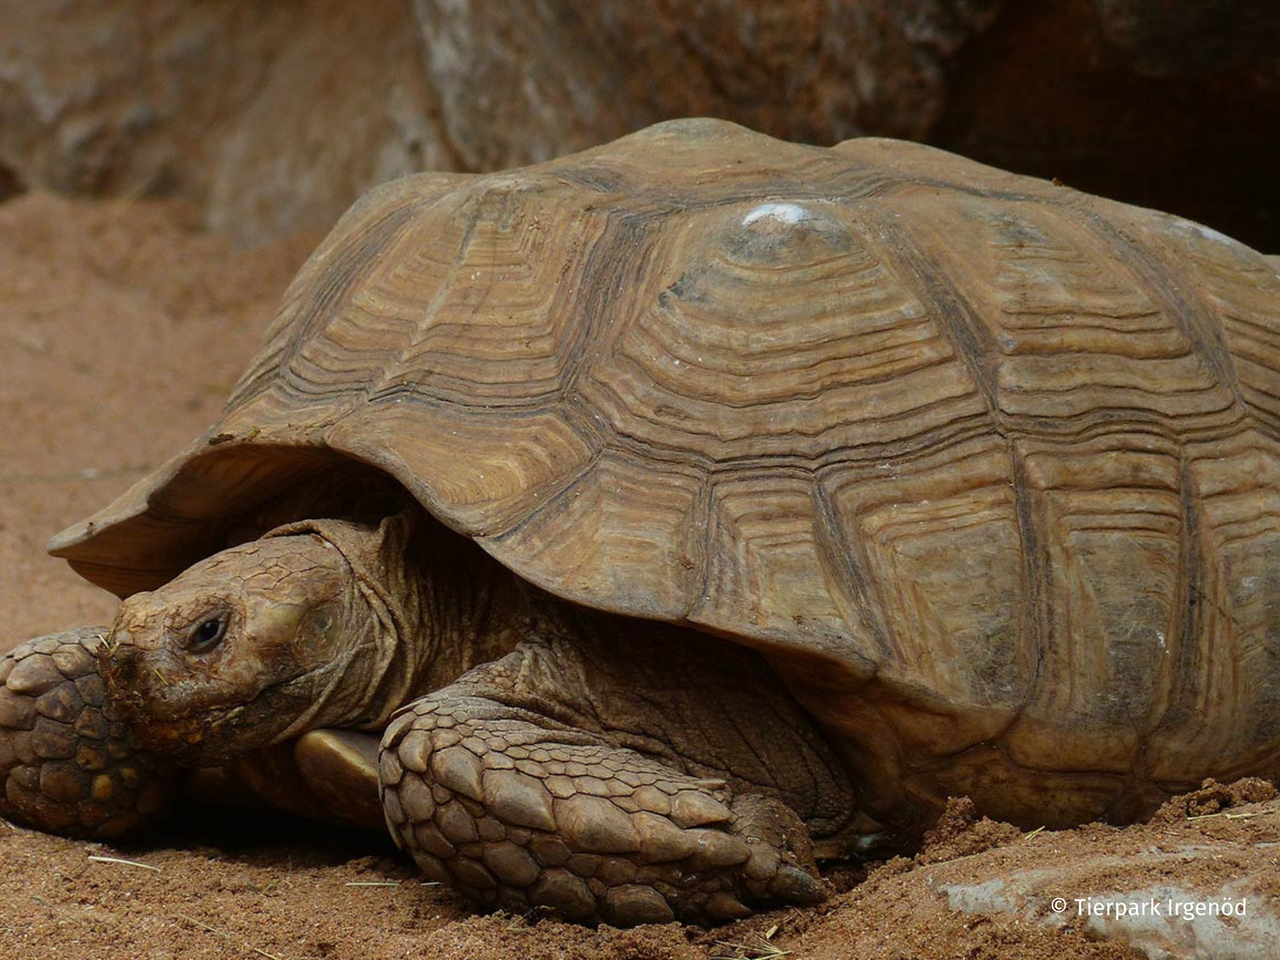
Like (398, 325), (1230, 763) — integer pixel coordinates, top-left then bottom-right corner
(403, 516), (531, 696)
(318, 509), (528, 730)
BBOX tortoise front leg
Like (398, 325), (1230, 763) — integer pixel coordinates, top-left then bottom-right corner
(0, 626), (177, 836)
(379, 632), (846, 925)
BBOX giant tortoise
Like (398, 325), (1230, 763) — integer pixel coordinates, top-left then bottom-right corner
(3, 118), (1280, 927)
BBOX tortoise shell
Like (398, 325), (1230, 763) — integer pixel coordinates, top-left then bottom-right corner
(51, 118), (1280, 825)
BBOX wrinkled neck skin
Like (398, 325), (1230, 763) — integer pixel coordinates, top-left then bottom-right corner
(274, 512), (528, 739)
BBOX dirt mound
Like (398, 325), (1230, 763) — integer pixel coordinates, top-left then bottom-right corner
(1151, 777), (1279, 822)
(917, 796), (1025, 865)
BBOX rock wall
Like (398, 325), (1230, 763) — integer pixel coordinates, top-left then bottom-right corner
(939, 1), (1280, 253)
(413, 0), (1001, 171)
(1, 0), (1276, 248)
(0, 0), (446, 243)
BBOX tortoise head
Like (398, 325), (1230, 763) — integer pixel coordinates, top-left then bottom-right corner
(101, 530), (366, 764)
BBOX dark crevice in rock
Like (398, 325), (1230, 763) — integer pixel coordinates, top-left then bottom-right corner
(0, 163), (24, 204)
(934, 0), (1280, 252)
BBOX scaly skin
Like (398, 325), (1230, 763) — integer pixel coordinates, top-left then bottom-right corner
(0, 626), (176, 836)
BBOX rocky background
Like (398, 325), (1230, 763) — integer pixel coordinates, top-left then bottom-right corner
(2, 0), (1277, 249)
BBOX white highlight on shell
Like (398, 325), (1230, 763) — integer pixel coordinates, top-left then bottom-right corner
(742, 202), (812, 226)
(1179, 218), (1235, 247)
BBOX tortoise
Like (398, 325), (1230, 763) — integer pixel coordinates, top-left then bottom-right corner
(4, 117), (1280, 927)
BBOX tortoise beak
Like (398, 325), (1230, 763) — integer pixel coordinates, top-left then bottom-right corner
(98, 632), (218, 758)
(100, 624), (171, 716)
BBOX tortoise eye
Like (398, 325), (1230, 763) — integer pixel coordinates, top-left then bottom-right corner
(188, 614), (227, 653)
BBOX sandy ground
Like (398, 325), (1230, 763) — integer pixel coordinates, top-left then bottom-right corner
(1, 194), (1278, 959)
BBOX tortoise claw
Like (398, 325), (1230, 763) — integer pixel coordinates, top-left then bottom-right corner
(770, 863), (827, 903)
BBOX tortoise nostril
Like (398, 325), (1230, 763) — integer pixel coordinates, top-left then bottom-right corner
(101, 634), (140, 684)
(112, 651), (139, 683)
